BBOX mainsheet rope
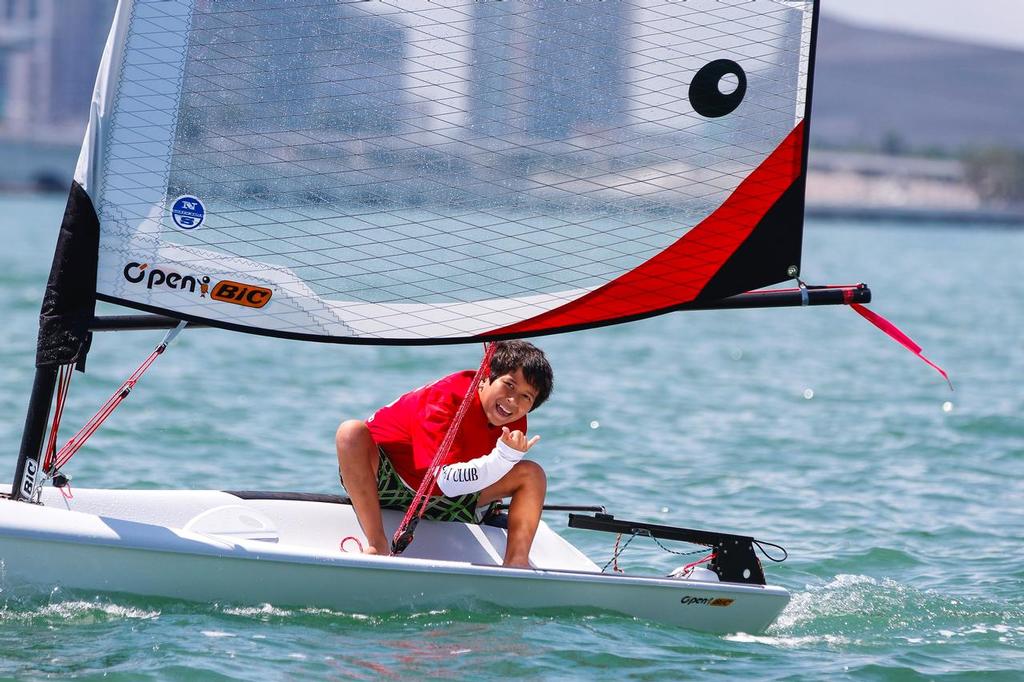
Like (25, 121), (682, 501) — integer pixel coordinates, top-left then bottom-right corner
(391, 341), (496, 555)
(43, 322), (187, 478)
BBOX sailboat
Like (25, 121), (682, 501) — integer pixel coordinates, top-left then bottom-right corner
(2, 0), (888, 633)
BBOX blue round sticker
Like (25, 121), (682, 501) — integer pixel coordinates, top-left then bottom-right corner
(171, 195), (205, 230)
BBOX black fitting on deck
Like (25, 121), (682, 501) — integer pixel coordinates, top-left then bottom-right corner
(568, 513), (770, 585)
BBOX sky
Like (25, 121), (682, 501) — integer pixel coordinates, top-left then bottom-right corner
(826, 0), (1024, 50)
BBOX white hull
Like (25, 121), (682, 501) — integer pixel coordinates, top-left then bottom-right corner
(0, 488), (788, 633)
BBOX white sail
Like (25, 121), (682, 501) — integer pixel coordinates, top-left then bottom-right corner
(79, 0), (816, 341)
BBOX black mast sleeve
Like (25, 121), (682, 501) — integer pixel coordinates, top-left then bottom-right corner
(36, 181), (100, 369)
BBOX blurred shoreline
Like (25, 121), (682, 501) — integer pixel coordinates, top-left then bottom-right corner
(805, 150), (1024, 226)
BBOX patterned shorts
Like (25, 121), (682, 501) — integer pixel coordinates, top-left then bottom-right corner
(340, 447), (481, 523)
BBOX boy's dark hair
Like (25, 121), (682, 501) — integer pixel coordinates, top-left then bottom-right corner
(489, 340), (553, 411)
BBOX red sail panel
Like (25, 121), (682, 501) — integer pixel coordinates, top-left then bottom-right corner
(489, 122), (806, 336)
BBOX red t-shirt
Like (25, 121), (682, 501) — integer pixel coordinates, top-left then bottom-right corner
(366, 370), (527, 491)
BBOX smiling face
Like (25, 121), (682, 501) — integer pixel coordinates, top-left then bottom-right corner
(478, 367), (538, 426)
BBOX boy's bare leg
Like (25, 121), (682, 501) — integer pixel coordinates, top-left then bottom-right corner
(335, 419), (389, 555)
(478, 460), (547, 567)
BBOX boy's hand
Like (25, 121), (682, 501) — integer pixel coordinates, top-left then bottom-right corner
(501, 426), (540, 453)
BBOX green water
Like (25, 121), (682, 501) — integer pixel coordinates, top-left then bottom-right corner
(1, 195), (1021, 679)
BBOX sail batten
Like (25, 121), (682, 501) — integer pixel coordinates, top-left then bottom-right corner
(74, 0), (816, 343)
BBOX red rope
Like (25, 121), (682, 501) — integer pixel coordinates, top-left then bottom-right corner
(612, 534), (624, 573)
(339, 536), (364, 553)
(681, 552), (717, 575)
(391, 342), (496, 554)
(46, 324), (182, 476)
(42, 363), (74, 473)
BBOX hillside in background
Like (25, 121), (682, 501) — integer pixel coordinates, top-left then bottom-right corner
(812, 16), (1024, 153)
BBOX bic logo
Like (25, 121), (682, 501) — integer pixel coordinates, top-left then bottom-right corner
(20, 459), (38, 498)
(211, 281), (273, 308)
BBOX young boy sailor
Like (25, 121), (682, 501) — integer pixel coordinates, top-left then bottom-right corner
(336, 340), (554, 567)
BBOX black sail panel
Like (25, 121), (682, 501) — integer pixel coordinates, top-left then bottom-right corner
(695, 175), (807, 304)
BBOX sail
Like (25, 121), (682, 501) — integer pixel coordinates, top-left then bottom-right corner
(70, 0), (817, 343)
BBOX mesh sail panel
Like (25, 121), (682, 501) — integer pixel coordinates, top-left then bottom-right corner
(88, 0), (815, 342)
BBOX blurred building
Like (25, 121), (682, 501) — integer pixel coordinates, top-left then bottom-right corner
(467, 2), (628, 140)
(0, 0), (115, 188)
(1, 0), (115, 135)
(530, 2), (628, 138)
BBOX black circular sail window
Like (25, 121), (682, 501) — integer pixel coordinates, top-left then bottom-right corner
(688, 59), (747, 118)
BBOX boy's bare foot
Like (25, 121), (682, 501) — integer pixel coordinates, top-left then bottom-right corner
(364, 537), (391, 556)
